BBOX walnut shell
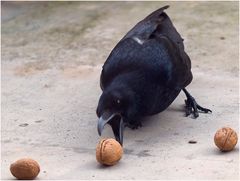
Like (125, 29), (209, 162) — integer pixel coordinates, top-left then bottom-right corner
(96, 138), (123, 166)
(10, 158), (40, 180)
(214, 127), (238, 151)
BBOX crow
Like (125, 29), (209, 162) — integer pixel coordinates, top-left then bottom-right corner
(96, 5), (212, 145)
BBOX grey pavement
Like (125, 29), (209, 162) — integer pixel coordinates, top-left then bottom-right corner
(1, 1), (239, 180)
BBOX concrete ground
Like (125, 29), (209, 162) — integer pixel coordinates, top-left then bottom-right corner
(1, 1), (239, 180)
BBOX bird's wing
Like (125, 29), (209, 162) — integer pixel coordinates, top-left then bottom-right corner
(100, 36), (192, 90)
(100, 5), (192, 90)
(127, 5), (192, 83)
(122, 5), (184, 49)
(122, 5), (191, 68)
(122, 5), (170, 41)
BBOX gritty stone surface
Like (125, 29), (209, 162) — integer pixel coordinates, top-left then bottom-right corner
(1, 1), (239, 180)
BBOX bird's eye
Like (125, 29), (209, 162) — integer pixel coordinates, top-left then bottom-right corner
(117, 99), (121, 104)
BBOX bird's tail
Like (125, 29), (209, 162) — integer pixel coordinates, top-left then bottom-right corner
(144, 5), (170, 21)
(122, 5), (170, 41)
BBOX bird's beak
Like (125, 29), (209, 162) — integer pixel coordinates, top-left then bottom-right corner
(97, 111), (124, 145)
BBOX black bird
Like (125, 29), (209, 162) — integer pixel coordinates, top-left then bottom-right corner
(96, 5), (211, 145)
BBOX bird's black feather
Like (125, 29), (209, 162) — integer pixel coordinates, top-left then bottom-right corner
(98, 5), (195, 130)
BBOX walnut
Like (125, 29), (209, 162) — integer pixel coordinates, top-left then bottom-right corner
(96, 138), (123, 166)
(214, 127), (238, 151)
(10, 158), (40, 180)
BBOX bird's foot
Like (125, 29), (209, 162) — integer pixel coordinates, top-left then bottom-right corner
(185, 96), (212, 118)
(126, 121), (142, 130)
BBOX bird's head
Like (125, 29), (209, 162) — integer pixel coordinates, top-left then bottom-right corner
(96, 85), (136, 145)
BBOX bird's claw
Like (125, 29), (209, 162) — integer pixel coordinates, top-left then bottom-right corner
(185, 96), (212, 118)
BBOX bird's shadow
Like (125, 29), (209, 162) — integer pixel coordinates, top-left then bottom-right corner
(140, 103), (185, 126)
(123, 103), (187, 145)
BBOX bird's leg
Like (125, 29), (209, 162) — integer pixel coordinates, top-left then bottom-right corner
(182, 88), (212, 118)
